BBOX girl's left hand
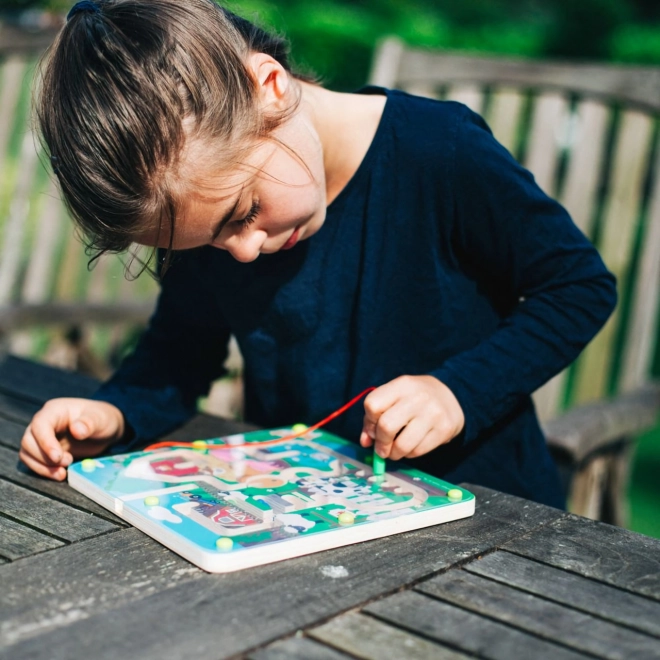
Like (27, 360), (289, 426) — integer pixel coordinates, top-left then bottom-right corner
(359, 375), (465, 460)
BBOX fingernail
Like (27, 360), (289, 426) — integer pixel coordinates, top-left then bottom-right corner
(50, 450), (61, 462)
(72, 421), (88, 437)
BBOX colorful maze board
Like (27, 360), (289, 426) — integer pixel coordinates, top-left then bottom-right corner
(68, 428), (475, 573)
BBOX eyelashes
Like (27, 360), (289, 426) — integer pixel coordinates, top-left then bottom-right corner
(233, 200), (260, 229)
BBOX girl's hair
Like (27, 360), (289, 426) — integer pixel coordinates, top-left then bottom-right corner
(36, 0), (316, 275)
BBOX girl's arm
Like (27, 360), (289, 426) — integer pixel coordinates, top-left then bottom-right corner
(362, 107), (616, 459)
(431, 108), (617, 445)
(92, 249), (232, 451)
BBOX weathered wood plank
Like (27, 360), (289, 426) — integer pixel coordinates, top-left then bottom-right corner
(308, 612), (470, 660)
(542, 382), (660, 461)
(0, 445), (125, 523)
(0, 528), (204, 649)
(0, 416), (24, 450)
(621, 146), (660, 391)
(248, 637), (353, 660)
(0, 515), (64, 560)
(444, 84), (483, 113)
(573, 110), (654, 405)
(0, 486), (566, 660)
(0, 355), (99, 403)
(0, 392), (41, 424)
(365, 590), (589, 660)
(0, 480), (117, 542)
(418, 570), (659, 660)
(464, 551), (660, 637)
(486, 87), (525, 155)
(394, 49), (660, 113)
(503, 514), (660, 600)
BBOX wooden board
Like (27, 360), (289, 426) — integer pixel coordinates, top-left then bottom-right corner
(309, 611), (470, 660)
(364, 590), (589, 660)
(503, 514), (660, 599)
(0, 486), (566, 660)
(0, 515), (64, 561)
(0, 445), (125, 523)
(249, 637), (353, 660)
(464, 551), (660, 637)
(463, 552), (660, 637)
(0, 480), (117, 542)
(417, 570), (660, 659)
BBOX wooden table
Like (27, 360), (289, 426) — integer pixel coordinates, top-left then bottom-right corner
(1, 355), (659, 660)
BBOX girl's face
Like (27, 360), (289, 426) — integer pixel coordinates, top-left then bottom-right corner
(137, 112), (328, 263)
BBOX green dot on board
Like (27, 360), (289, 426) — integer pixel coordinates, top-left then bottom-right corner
(447, 489), (463, 501)
(144, 496), (160, 506)
(81, 459), (96, 472)
(373, 453), (386, 475)
(292, 423), (308, 433)
(216, 537), (234, 551)
(338, 511), (355, 525)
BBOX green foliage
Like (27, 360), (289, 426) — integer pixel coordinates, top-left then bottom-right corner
(7, 0), (659, 90)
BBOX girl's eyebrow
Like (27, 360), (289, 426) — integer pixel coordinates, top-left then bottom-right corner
(210, 188), (243, 241)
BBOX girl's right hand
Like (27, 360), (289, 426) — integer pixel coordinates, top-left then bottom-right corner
(19, 398), (126, 481)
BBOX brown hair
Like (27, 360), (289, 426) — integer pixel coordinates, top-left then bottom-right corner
(35, 0), (316, 275)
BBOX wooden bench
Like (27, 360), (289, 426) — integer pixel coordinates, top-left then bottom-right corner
(370, 38), (660, 524)
(0, 23), (158, 377)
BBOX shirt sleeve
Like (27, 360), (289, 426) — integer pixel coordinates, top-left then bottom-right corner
(92, 250), (232, 450)
(430, 106), (617, 444)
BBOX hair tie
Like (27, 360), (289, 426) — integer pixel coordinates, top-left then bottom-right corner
(67, 0), (101, 21)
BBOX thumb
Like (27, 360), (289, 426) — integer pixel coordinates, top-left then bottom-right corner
(71, 418), (91, 439)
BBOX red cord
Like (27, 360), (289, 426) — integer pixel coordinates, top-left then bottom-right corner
(144, 386), (376, 452)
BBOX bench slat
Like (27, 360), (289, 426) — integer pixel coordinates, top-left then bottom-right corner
(417, 570), (659, 659)
(464, 551), (660, 637)
(365, 590), (588, 660)
(503, 514), (660, 600)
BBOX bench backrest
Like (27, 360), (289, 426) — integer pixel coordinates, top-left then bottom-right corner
(370, 37), (660, 421)
(0, 25), (157, 372)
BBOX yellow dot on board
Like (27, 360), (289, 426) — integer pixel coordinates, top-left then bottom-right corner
(338, 511), (355, 526)
(144, 496), (160, 506)
(192, 440), (207, 450)
(447, 489), (463, 501)
(292, 423), (308, 433)
(216, 537), (234, 551)
(81, 459), (96, 472)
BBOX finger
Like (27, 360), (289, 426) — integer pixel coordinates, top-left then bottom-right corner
(389, 418), (432, 461)
(373, 404), (414, 458)
(21, 426), (61, 467)
(70, 404), (121, 443)
(403, 428), (450, 459)
(359, 430), (373, 448)
(28, 416), (66, 464)
(362, 381), (404, 425)
(18, 448), (67, 481)
(66, 438), (113, 459)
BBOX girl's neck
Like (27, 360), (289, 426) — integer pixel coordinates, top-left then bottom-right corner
(300, 83), (386, 206)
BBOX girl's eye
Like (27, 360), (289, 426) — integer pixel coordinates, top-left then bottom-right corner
(232, 200), (260, 229)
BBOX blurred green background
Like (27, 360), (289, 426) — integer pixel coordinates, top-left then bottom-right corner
(6, 0), (660, 91)
(3, 0), (659, 537)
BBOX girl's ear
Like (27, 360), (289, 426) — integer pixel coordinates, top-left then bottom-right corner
(246, 52), (290, 111)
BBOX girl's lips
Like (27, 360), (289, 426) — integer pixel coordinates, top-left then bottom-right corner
(280, 226), (300, 250)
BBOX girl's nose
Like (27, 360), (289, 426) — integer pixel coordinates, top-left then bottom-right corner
(221, 230), (266, 263)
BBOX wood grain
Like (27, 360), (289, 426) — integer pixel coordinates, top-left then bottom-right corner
(417, 570), (660, 659)
(503, 514), (660, 599)
(464, 551), (660, 637)
(309, 611), (470, 660)
(365, 590), (589, 660)
(0, 480), (117, 542)
(0, 486), (565, 660)
(249, 637), (354, 660)
(0, 515), (64, 560)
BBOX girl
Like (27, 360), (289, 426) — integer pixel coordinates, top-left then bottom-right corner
(20, 0), (616, 508)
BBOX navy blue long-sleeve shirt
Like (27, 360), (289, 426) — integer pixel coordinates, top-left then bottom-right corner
(94, 87), (617, 508)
